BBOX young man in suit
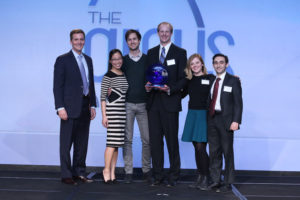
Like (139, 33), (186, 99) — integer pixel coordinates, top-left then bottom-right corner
(207, 53), (243, 193)
(53, 29), (97, 185)
(145, 22), (187, 187)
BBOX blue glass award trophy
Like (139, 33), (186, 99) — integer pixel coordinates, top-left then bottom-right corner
(146, 63), (168, 88)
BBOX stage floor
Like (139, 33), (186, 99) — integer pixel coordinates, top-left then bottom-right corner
(0, 169), (299, 200)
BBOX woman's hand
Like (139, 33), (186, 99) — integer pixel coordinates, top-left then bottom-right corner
(102, 116), (108, 128)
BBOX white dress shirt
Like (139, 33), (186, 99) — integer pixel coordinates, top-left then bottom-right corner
(211, 72), (226, 111)
(159, 42), (172, 59)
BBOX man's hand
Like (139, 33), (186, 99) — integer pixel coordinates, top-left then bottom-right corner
(102, 116), (108, 128)
(157, 84), (170, 93)
(230, 122), (239, 131)
(145, 82), (152, 92)
(90, 108), (96, 120)
(58, 109), (68, 120)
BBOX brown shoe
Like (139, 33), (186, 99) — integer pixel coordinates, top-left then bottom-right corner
(73, 176), (94, 183)
(61, 178), (77, 185)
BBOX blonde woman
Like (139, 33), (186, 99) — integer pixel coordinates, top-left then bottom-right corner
(181, 54), (215, 190)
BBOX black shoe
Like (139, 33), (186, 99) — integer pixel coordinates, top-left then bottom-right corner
(150, 179), (163, 186)
(166, 180), (177, 187)
(73, 176), (94, 183)
(103, 180), (113, 184)
(101, 171), (112, 184)
(143, 171), (152, 183)
(61, 178), (77, 185)
(197, 176), (209, 191)
(188, 174), (202, 189)
(208, 182), (220, 190)
(216, 184), (232, 193)
(112, 179), (118, 184)
(124, 174), (133, 184)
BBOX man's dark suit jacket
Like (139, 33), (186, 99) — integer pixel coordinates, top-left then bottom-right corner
(53, 50), (97, 117)
(209, 73), (243, 130)
(146, 44), (187, 112)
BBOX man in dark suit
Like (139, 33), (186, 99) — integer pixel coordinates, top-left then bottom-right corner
(207, 53), (243, 193)
(145, 22), (187, 187)
(53, 29), (97, 185)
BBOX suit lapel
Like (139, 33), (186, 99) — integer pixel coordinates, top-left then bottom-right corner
(165, 43), (174, 61)
(220, 73), (229, 107)
(83, 54), (91, 82)
(163, 43), (176, 66)
(208, 76), (216, 100)
(153, 45), (160, 63)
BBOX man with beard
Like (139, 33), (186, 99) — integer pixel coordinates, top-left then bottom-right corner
(122, 29), (151, 183)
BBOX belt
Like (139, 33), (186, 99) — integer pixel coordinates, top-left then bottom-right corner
(214, 110), (222, 115)
(83, 94), (90, 99)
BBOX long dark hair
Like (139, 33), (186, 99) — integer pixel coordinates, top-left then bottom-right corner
(108, 49), (123, 72)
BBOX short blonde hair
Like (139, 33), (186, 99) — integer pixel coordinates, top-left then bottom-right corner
(185, 54), (207, 80)
(157, 22), (173, 33)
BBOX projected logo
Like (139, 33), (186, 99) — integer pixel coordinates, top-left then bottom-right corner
(86, 0), (235, 82)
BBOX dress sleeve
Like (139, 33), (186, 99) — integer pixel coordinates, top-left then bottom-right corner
(100, 75), (110, 101)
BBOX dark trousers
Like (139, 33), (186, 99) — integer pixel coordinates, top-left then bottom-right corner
(207, 113), (234, 184)
(60, 97), (91, 178)
(148, 106), (180, 181)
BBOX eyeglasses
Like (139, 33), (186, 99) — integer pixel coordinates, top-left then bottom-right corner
(111, 58), (122, 61)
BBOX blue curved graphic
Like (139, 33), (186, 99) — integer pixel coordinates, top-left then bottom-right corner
(208, 31), (235, 74)
(187, 0), (205, 28)
(89, 0), (98, 6)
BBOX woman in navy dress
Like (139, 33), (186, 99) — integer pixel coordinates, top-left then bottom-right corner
(181, 54), (215, 190)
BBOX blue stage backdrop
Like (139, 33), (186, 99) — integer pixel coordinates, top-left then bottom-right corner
(0, 0), (299, 171)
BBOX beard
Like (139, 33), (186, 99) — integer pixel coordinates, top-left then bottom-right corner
(129, 45), (139, 51)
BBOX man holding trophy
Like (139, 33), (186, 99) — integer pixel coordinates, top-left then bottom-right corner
(145, 22), (187, 187)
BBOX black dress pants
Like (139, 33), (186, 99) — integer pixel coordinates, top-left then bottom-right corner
(148, 97), (180, 181)
(207, 113), (234, 184)
(60, 96), (91, 178)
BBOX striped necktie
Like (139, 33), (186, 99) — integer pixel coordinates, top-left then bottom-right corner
(160, 47), (166, 64)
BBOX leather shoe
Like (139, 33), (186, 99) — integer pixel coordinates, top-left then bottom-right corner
(124, 174), (133, 184)
(143, 171), (152, 183)
(216, 184), (232, 193)
(166, 180), (177, 187)
(112, 179), (118, 184)
(197, 176), (209, 191)
(188, 174), (202, 189)
(150, 179), (163, 186)
(61, 178), (77, 185)
(208, 182), (220, 190)
(73, 176), (94, 183)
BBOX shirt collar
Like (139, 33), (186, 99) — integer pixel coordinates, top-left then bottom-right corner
(129, 50), (142, 59)
(160, 42), (172, 54)
(217, 71), (227, 80)
(71, 49), (82, 58)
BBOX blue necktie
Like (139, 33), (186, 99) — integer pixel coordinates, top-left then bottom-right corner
(160, 47), (166, 64)
(78, 55), (89, 96)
